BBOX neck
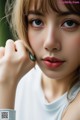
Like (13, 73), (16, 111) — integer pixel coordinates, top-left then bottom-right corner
(41, 73), (74, 103)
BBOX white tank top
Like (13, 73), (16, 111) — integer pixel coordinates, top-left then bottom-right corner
(15, 66), (80, 120)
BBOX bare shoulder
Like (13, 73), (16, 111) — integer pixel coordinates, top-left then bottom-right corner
(62, 92), (80, 120)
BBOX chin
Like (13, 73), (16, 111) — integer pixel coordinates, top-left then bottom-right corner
(41, 69), (66, 80)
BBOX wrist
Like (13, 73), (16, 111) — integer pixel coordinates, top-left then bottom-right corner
(0, 85), (17, 109)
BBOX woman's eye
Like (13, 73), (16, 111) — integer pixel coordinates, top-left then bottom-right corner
(62, 20), (79, 28)
(29, 19), (43, 28)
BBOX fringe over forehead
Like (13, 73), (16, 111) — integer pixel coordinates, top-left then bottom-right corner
(24, 0), (80, 15)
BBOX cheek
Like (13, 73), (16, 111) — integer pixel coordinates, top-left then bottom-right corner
(63, 35), (79, 61)
(64, 35), (80, 50)
(71, 36), (80, 54)
(73, 36), (80, 46)
(28, 30), (42, 52)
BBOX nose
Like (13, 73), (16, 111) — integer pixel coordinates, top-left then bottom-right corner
(43, 24), (61, 52)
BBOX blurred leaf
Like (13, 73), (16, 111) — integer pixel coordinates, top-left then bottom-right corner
(0, 0), (13, 46)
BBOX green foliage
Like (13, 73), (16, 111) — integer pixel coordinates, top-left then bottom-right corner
(0, 0), (13, 46)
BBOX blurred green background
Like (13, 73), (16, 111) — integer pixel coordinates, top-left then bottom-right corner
(0, 0), (13, 46)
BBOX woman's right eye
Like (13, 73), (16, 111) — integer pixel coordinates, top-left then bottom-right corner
(28, 19), (44, 28)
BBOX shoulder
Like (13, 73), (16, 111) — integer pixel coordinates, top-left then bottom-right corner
(17, 65), (41, 87)
(62, 92), (80, 120)
(15, 65), (42, 97)
(15, 65), (41, 108)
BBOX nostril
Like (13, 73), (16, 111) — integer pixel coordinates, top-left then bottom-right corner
(45, 47), (60, 52)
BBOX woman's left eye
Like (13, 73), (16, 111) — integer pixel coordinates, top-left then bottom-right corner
(62, 20), (79, 28)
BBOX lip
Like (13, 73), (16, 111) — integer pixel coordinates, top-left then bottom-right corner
(42, 57), (65, 69)
(43, 57), (64, 62)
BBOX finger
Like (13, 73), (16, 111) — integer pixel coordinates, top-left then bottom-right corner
(14, 40), (27, 55)
(5, 39), (16, 56)
(15, 40), (37, 63)
(21, 40), (34, 54)
(0, 47), (5, 58)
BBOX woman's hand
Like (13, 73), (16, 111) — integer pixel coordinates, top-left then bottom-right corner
(0, 39), (35, 109)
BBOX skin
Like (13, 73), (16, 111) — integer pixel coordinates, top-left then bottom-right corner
(0, 0), (80, 119)
(0, 40), (35, 108)
(28, 2), (80, 101)
(27, 2), (80, 119)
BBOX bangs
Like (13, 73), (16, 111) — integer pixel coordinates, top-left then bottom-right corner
(32, 0), (61, 13)
(27, 0), (62, 14)
(26, 0), (80, 15)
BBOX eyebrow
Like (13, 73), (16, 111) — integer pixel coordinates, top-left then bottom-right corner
(28, 10), (80, 17)
(28, 10), (44, 16)
(58, 11), (80, 17)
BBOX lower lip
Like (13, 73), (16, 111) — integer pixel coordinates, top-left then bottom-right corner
(43, 61), (65, 69)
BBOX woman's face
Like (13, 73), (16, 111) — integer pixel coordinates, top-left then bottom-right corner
(27, 1), (80, 80)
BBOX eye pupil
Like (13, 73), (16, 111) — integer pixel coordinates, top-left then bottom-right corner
(67, 20), (74, 26)
(35, 20), (41, 25)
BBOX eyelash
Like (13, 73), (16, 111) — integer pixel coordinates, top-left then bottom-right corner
(61, 19), (80, 29)
(28, 18), (80, 29)
(28, 19), (44, 28)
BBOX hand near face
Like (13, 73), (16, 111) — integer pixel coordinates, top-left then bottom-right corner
(0, 39), (36, 86)
(0, 39), (36, 108)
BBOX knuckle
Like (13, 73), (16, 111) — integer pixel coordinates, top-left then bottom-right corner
(15, 40), (25, 47)
(15, 40), (22, 44)
(6, 39), (14, 44)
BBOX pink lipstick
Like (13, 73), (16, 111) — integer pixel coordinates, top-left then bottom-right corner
(42, 57), (65, 69)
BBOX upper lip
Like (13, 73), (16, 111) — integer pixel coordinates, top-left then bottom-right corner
(42, 57), (65, 62)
